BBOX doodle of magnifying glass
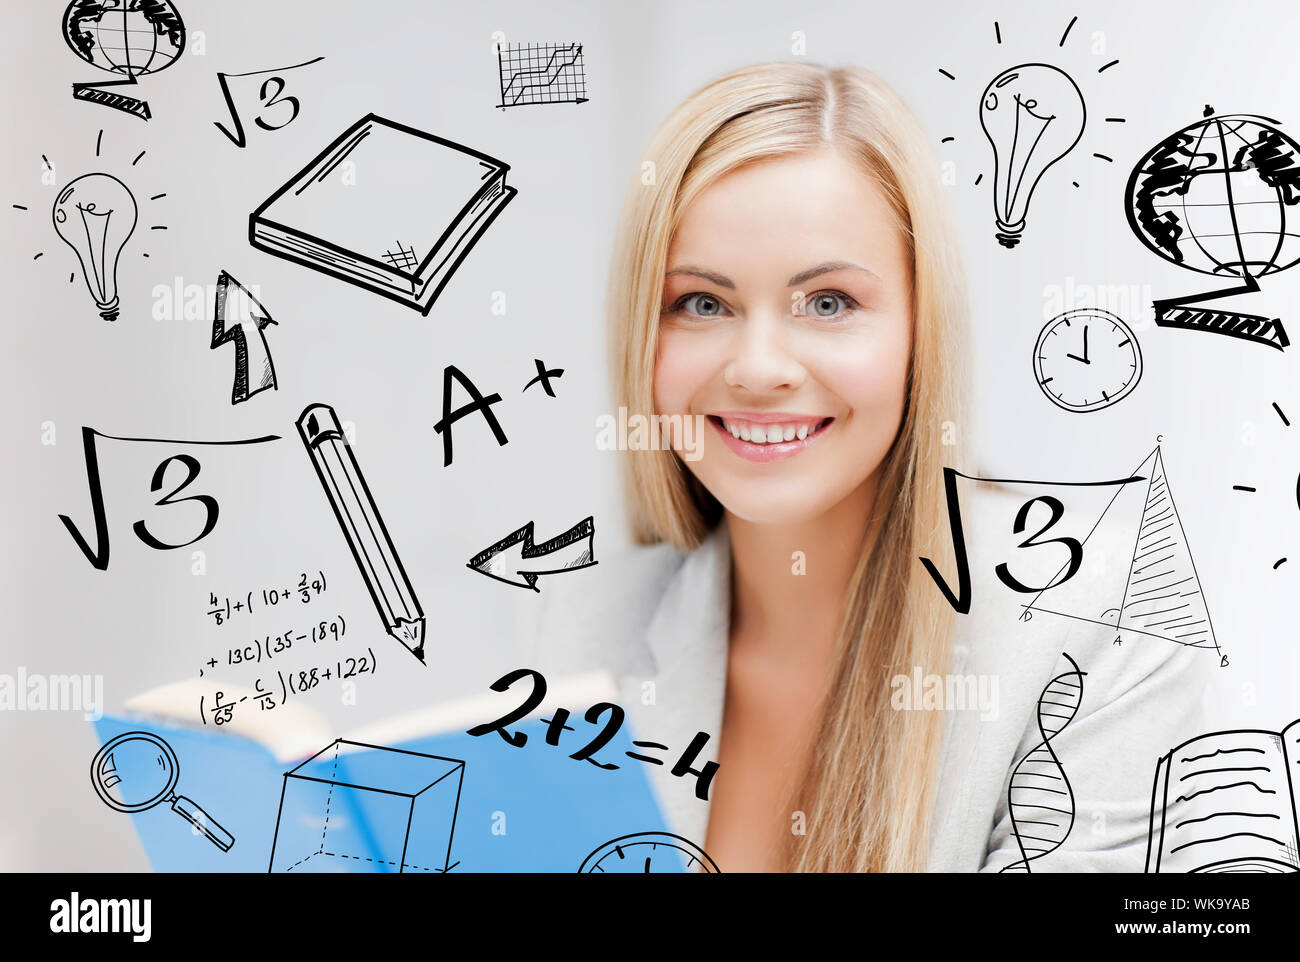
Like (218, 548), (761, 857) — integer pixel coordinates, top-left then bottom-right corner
(90, 731), (235, 852)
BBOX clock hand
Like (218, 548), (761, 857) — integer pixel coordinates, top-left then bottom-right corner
(1066, 327), (1092, 364)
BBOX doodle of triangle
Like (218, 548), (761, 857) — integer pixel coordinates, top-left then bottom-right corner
(1025, 446), (1223, 664)
(1114, 449), (1219, 656)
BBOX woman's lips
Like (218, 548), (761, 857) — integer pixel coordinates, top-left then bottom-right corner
(708, 415), (833, 463)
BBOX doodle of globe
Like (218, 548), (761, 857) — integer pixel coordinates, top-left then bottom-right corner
(62, 0), (186, 78)
(1126, 107), (1300, 280)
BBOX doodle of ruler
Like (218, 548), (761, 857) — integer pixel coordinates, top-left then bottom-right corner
(1000, 653), (1086, 873)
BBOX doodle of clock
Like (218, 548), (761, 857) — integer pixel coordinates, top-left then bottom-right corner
(577, 832), (721, 873)
(1033, 307), (1143, 413)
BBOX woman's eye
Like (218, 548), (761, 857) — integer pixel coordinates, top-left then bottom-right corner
(672, 292), (730, 317)
(800, 291), (857, 318)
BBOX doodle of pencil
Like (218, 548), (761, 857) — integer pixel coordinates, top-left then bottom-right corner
(297, 403), (426, 664)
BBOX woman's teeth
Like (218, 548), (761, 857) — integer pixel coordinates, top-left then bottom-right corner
(720, 419), (819, 444)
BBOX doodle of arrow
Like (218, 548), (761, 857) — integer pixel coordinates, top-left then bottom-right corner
(467, 516), (597, 590)
(211, 270), (278, 405)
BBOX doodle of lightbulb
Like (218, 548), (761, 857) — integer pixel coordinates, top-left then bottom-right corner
(937, 17), (1122, 252)
(979, 63), (1085, 249)
(52, 172), (138, 321)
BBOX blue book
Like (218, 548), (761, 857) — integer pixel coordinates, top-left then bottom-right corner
(92, 673), (675, 872)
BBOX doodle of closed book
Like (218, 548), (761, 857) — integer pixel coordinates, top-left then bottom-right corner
(1147, 719), (1300, 873)
(249, 114), (516, 314)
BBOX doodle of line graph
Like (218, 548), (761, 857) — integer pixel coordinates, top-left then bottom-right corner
(496, 42), (588, 108)
(1000, 653), (1086, 873)
(1020, 444), (1226, 667)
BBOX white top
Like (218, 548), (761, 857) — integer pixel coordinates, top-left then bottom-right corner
(533, 483), (1216, 871)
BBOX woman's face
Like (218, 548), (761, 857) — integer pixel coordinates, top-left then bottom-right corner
(654, 147), (914, 526)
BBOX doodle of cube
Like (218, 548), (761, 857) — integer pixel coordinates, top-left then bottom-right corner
(268, 738), (464, 873)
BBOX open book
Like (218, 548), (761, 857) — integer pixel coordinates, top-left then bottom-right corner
(95, 673), (671, 872)
(1146, 719), (1300, 872)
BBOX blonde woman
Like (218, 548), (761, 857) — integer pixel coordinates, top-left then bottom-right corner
(537, 62), (1210, 872)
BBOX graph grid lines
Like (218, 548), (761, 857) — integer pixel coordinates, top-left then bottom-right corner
(496, 42), (588, 108)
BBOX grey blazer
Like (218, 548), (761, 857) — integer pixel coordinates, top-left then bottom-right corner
(533, 483), (1215, 871)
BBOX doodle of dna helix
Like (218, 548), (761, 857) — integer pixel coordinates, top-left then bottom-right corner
(1000, 653), (1087, 873)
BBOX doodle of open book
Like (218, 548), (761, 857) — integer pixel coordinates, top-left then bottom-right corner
(1147, 719), (1300, 872)
(1021, 444), (1225, 666)
(249, 114), (516, 314)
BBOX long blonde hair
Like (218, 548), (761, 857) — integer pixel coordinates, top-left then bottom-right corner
(607, 62), (970, 872)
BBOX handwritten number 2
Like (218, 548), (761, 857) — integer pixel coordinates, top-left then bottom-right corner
(569, 702), (624, 769)
(466, 668), (547, 747)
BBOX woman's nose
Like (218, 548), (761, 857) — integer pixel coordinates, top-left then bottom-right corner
(722, 312), (806, 393)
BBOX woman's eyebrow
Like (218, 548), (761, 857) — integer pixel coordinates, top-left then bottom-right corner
(664, 266), (735, 289)
(787, 261), (878, 286)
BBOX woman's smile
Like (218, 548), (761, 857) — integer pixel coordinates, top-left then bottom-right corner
(708, 413), (835, 462)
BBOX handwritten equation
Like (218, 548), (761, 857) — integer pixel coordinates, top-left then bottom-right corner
(199, 648), (377, 726)
(198, 614), (346, 676)
(58, 428), (280, 571)
(206, 570), (327, 626)
(467, 668), (719, 800)
(213, 56), (325, 149)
